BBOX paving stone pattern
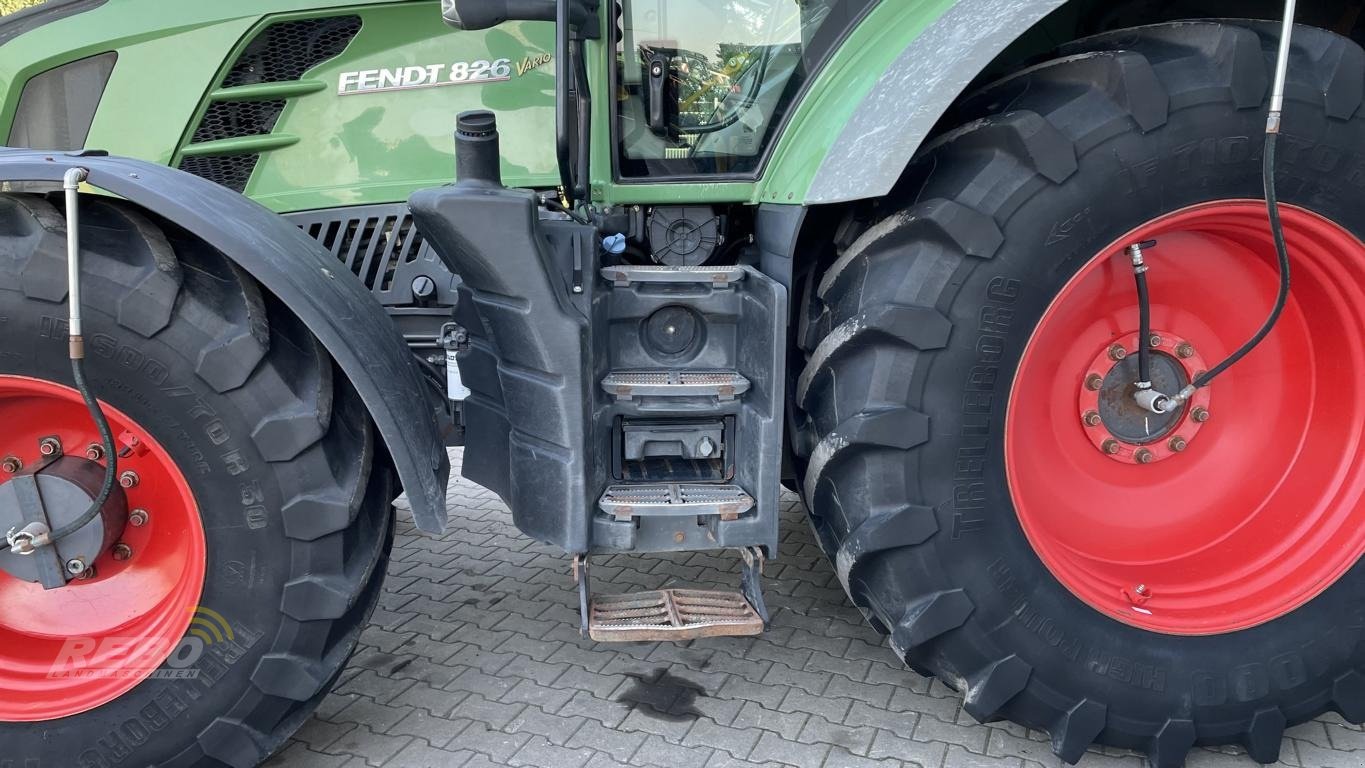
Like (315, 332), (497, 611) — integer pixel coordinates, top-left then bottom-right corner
(266, 450), (1365, 768)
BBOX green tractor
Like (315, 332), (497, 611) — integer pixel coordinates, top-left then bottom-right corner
(2, 0), (1364, 765)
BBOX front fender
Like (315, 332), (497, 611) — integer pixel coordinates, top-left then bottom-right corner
(0, 149), (450, 531)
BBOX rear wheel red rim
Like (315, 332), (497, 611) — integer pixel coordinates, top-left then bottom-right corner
(0, 376), (204, 721)
(1006, 201), (1365, 635)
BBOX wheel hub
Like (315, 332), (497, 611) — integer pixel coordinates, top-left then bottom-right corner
(0, 375), (204, 722)
(1099, 356), (1185, 440)
(1006, 200), (1365, 635)
(1076, 330), (1211, 465)
(0, 455), (127, 588)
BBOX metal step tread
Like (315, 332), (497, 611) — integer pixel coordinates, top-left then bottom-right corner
(601, 264), (746, 287)
(589, 588), (764, 641)
(603, 369), (749, 401)
(600, 482), (754, 520)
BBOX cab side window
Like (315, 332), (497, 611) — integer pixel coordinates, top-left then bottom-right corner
(615, 0), (866, 179)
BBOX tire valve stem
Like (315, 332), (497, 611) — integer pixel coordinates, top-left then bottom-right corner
(1126, 583), (1153, 606)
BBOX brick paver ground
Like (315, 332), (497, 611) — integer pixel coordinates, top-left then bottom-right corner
(267, 450), (1364, 768)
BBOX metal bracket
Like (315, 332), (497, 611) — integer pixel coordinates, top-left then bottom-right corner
(439, 322), (469, 353)
(572, 553), (591, 636)
(739, 546), (770, 629)
(7, 466), (67, 589)
(439, 322), (472, 413)
(570, 234), (584, 294)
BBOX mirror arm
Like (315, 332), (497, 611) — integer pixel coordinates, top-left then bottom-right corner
(573, 38), (592, 202)
(555, 0), (576, 206)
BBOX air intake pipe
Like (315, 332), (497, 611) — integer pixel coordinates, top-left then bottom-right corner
(454, 110), (503, 188)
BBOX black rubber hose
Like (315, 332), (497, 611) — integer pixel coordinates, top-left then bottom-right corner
(42, 358), (118, 544)
(0, 358), (116, 554)
(1191, 131), (1292, 388)
(1136, 268), (1152, 384)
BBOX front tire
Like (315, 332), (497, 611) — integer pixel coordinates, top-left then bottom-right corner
(0, 193), (392, 767)
(795, 20), (1365, 767)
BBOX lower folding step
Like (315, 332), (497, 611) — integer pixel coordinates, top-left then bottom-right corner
(599, 483), (754, 520)
(588, 589), (765, 641)
(602, 370), (750, 401)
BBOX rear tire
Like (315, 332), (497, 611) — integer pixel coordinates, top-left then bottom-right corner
(795, 20), (1365, 767)
(0, 193), (392, 767)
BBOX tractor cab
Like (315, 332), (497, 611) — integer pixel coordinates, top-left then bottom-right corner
(441, 0), (861, 189)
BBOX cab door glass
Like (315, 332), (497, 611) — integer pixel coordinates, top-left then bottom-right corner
(616, 0), (849, 178)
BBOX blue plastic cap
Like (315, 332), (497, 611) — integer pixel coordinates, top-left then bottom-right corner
(602, 233), (627, 255)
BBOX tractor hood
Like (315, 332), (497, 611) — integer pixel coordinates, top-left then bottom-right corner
(0, 0), (560, 213)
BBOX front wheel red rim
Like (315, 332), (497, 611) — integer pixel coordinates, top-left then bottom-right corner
(0, 376), (205, 721)
(1006, 201), (1365, 635)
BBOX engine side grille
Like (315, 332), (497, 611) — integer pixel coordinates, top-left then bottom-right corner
(176, 15), (361, 192)
(221, 17), (362, 88)
(308, 212), (424, 293)
(177, 156), (261, 197)
(287, 204), (456, 307)
(189, 99), (287, 144)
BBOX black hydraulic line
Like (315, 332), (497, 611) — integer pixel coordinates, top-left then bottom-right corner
(1134, 5), (1296, 413)
(1127, 240), (1155, 386)
(44, 357), (118, 544)
(0, 358), (117, 557)
(1, 168), (117, 556)
(1190, 132), (1291, 389)
(1179, 0), (1296, 396)
(1135, 268), (1152, 384)
(1132, 131), (1291, 412)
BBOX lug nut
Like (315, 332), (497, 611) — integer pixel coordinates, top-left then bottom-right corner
(85, 443), (104, 461)
(38, 437), (62, 457)
(1085, 373), (1104, 391)
(1168, 435), (1188, 453)
(1175, 342), (1195, 359)
(111, 543), (133, 561)
(1149, 334), (1163, 348)
(1135, 583), (1149, 596)
(129, 509), (149, 527)
(65, 558), (87, 575)
(0, 456), (20, 473)
(119, 470), (139, 489)
(1191, 407), (1210, 423)
(1083, 410), (1102, 427)
(1134, 448), (1155, 464)
(1107, 344), (1127, 362)
(1101, 438), (1121, 455)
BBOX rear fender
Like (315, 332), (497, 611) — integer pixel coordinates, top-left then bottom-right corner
(780, 0), (1068, 205)
(0, 148), (451, 531)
